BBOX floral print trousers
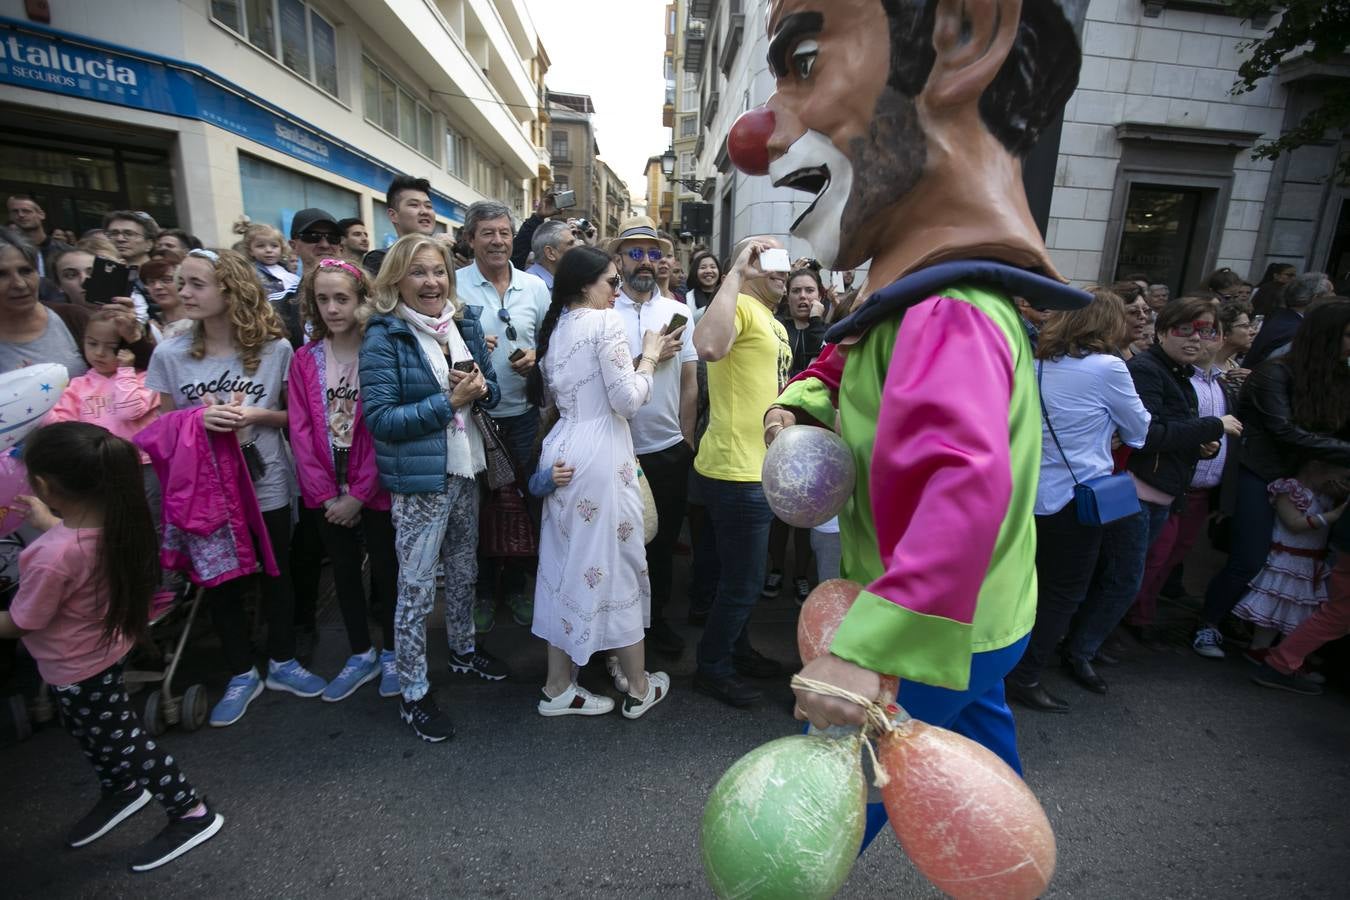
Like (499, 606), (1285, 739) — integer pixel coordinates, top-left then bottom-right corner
(391, 476), (480, 702)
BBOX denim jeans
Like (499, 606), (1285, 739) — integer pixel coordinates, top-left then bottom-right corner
(479, 409), (540, 601)
(1202, 467), (1276, 627)
(1066, 501), (1169, 661)
(694, 474), (774, 678)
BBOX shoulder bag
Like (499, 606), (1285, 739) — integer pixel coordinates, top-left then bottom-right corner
(1038, 361), (1140, 526)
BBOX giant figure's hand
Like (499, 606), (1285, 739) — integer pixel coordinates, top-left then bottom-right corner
(792, 653), (884, 731)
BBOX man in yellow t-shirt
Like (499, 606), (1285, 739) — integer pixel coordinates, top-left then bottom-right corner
(690, 236), (792, 708)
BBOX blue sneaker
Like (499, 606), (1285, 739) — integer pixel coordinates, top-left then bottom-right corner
(265, 658), (327, 698)
(378, 649), (400, 698)
(210, 669), (263, 727)
(322, 651), (380, 702)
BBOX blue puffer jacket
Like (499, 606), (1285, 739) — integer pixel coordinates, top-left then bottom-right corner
(360, 304), (500, 495)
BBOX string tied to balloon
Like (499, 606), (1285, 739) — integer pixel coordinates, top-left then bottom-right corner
(791, 674), (910, 788)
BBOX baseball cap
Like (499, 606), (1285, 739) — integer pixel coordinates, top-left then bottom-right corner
(290, 208), (340, 238)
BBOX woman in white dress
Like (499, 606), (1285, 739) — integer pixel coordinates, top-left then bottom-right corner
(525, 246), (670, 719)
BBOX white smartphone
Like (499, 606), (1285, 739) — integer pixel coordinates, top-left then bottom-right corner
(759, 247), (790, 272)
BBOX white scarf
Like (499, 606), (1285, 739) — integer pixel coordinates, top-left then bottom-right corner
(397, 303), (485, 478)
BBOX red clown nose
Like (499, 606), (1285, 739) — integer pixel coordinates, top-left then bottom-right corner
(727, 105), (775, 176)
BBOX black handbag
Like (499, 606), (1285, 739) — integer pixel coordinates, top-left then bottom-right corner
(469, 406), (518, 491)
(1038, 362), (1141, 526)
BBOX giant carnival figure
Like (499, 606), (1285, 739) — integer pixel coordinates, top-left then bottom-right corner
(732, 0), (1091, 847)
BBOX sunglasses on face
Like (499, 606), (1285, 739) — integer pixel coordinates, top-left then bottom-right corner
(497, 307), (518, 342)
(1169, 321), (1219, 340)
(298, 231), (341, 244)
(626, 248), (663, 262)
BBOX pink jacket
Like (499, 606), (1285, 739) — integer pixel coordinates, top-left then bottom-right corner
(133, 407), (280, 588)
(46, 367), (159, 462)
(287, 340), (390, 511)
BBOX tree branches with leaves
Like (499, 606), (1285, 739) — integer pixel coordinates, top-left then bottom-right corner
(1227, 0), (1350, 181)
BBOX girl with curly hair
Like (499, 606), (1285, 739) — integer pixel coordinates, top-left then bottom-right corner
(146, 248), (328, 726)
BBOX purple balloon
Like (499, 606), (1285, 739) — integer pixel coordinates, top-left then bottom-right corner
(761, 426), (856, 528)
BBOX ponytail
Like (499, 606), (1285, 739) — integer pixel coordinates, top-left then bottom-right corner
(23, 423), (159, 646)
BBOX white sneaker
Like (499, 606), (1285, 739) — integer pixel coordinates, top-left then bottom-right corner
(606, 655), (629, 693)
(622, 671), (671, 720)
(1192, 626), (1225, 659)
(537, 683), (615, 717)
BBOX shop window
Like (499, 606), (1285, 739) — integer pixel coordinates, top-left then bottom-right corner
(238, 153), (358, 234)
(1114, 185), (1205, 293)
(362, 56), (437, 160)
(212, 0), (341, 99)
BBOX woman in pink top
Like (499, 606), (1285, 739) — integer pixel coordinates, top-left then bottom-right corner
(288, 259), (398, 702)
(0, 423), (223, 871)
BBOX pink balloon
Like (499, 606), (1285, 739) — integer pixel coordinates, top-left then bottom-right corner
(0, 451), (31, 537)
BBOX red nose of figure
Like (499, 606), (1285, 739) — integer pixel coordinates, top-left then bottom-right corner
(727, 106), (776, 176)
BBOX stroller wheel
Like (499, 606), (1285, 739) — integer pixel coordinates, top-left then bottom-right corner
(182, 684), (208, 732)
(144, 690), (167, 736)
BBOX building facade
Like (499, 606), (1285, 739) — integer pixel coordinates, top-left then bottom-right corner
(546, 89), (631, 240)
(0, 0), (550, 246)
(691, 0), (1349, 291)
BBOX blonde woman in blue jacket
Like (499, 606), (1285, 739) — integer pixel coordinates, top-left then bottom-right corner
(360, 235), (500, 742)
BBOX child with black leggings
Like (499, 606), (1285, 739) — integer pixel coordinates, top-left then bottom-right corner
(0, 423), (223, 871)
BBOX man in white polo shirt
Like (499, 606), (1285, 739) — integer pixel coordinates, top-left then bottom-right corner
(610, 216), (698, 657)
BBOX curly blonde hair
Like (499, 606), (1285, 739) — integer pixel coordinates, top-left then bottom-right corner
(185, 249), (286, 374)
(365, 234), (461, 323)
(299, 259), (371, 341)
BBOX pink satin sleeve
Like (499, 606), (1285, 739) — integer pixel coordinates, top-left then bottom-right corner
(865, 296), (1015, 628)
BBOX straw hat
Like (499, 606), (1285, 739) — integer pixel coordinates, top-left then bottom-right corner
(607, 215), (673, 256)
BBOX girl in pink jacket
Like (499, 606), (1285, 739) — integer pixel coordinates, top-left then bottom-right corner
(288, 258), (399, 702)
(47, 307), (160, 449)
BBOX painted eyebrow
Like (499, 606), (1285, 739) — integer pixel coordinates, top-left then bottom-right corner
(767, 11), (824, 78)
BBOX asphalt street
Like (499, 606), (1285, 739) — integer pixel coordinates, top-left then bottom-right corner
(4, 556), (1349, 898)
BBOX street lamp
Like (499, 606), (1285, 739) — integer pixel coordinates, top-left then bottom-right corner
(661, 146), (711, 193)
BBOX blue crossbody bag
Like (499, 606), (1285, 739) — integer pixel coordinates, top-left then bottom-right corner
(1037, 362), (1141, 526)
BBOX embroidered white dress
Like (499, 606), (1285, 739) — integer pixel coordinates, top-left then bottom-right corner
(532, 307), (653, 665)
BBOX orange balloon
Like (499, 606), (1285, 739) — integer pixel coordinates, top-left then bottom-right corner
(796, 579), (899, 698)
(877, 718), (1056, 900)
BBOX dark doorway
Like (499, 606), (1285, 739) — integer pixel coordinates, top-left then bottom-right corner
(1114, 184), (1205, 295)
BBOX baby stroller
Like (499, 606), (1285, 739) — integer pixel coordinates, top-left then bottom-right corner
(124, 583), (212, 735)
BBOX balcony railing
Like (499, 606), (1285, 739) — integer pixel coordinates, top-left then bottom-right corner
(684, 20), (706, 73)
(690, 0), (713, 19)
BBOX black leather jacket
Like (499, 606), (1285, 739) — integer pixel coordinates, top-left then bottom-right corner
(1237, 357), (1350, 482)
(1126, 344), (1225, 499)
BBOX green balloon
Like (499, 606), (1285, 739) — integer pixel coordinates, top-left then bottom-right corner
(701, 734), (866, 899)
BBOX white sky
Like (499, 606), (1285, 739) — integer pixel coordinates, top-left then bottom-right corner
(524, 0), (672, 204)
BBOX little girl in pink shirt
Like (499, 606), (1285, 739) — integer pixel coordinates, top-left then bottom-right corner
(47, 307), (159, 451)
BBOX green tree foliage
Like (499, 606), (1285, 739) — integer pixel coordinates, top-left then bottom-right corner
(1227, 0), (1350, 180)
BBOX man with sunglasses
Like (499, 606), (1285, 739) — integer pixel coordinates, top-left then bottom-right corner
(280, 208), (345, 347)
(610, 216), (698, 657)
(456, 200), (552, 632)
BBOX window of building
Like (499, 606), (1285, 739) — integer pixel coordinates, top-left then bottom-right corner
(551, 132), (569, 161)
(238, 153), (359, 233)
(680, 115), (698, 138)
(1114, 185), (1206, 294)
(446, 127), (469, 181)
(679, 151), (695, 180)
(681, 72), (699, 111)
(211, 0), (339, 98)
(362, 56), (436, 159)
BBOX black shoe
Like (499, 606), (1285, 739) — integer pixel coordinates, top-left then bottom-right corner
(647, 619), (686, 657)
(449, 649), (509, 681)
(793, 577), (812, 607)
(400, 693), (455, 742)
(1064, 658), (1108, 694)
(128, 801), (224, 872)
(693, 672), (762, 708)
(68, 786), (151, 848)
(761, 570), (783, 599)
(1093, 648), (1122, 667)
(1251, 663), (1323, 696)
(733, 648), (787, 679)
(1005, 680), (1069, 713)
